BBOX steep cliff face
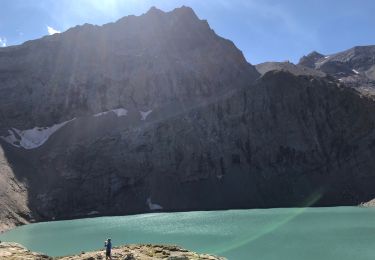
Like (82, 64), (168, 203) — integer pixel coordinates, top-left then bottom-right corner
(1, 6), (375, 231)
(4, 71), (375, 224)
(38, 71), (375, 218)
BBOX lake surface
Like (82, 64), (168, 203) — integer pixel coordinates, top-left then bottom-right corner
(1, 207), (375, 260)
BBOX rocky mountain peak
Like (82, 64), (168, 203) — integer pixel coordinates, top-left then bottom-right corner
(298, 51), (325, 68)
(147, 6), (164, 14)
(296, 45), (375, 96)
(115, 5), (201, 28)
(146, 5), (196, 16)
(170, 5), (198, 17)
(0, 5), (259, 129)
(306, 51), (325, 59)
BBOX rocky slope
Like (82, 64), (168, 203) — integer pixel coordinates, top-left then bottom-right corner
(257, 46), (375, 97)
(1, 6), (375, 231)
(256, 61), (325, 77)
(0, 242), (226, 259)
(0, 146), (30, 231)
(298, 46), (375, 96)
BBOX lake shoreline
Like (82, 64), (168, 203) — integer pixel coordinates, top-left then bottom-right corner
(2, 203), (371, 234)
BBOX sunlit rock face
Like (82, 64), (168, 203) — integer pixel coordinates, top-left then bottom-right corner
(298, 46), (375, 96)
(0, 146), (30, 232)
(2, 6), (375, 231)
(0, 6), (258, 130)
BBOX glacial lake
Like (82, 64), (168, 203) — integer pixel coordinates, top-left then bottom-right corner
(1, 207), (375, 260)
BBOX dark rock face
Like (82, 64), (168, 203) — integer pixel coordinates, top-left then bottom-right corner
(4, 70), (375, 225)
(2, 6), (375, 230)
(49, 72), (375, 217)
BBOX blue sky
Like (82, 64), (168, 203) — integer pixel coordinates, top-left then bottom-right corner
(0, 0), (374, 64)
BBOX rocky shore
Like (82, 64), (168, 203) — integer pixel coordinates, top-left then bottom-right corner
(359, 199), (375, 207)
(0, 242), (226, 260)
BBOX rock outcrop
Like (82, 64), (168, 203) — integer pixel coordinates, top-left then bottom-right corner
(0, 242), (226, 259)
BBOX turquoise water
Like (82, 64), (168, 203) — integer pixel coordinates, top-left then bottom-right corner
(2, 207), (375, 259)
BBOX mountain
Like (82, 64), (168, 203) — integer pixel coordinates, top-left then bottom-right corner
(0, 6), (259, 231)
(298, 51), (325, 68)
(0, 6), (259, 130)
(298, 46), (375, 96)
(2, 6), (375, 232)
(256, 61), (325, 77)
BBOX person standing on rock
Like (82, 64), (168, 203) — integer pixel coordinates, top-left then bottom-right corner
(104, 238), (112, 259)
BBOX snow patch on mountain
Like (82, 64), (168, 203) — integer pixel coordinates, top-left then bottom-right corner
(112, 108), (128, 117)
(94, 108), (128, 118)
(140, 110), (153, 121)
(146, 198), (163, 210)
(352, 69), (359, 74)
(1, 118), (75, 149)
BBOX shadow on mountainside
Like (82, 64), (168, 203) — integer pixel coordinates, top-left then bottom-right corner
(2, 71), (375, 232)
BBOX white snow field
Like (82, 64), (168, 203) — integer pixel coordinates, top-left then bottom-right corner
(1, 118), (75, 149)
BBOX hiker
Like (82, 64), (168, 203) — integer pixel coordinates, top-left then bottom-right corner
(104, 238), (112, 259)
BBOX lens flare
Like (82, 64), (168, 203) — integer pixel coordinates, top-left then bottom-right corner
(213, 189), (324, 255)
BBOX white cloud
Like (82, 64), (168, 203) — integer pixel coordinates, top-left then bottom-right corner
(47, 26), (61, 35)
(0, 37), (7, 47)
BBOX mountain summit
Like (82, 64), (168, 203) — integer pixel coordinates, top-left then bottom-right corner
(0, 6), (259, 129)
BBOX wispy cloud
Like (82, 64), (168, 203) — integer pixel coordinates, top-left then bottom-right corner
(47, 26), (61, 35)
(0, 37), (7, 47)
